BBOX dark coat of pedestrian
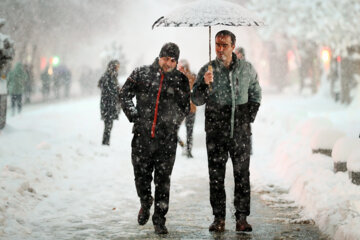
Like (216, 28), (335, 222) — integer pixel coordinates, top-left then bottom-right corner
(98, 60), (121, 145)
(120, 43), (190, 235)
(192, 30), (262, 233)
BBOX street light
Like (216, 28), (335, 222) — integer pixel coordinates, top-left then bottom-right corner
(52, 56), (60, 67)
(321, 48), (331, 71)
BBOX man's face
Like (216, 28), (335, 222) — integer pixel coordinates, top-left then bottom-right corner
(215, 35), (235, 62)
(159, 57), (177, 73)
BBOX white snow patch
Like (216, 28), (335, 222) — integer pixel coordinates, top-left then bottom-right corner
(347, 149), (360, 172)
(332, 137), (360, 163)
(310, 128), (345, 150)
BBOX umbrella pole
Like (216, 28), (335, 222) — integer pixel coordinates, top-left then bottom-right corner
(208, 26), (213, 91)
(209, 26), (211, 64)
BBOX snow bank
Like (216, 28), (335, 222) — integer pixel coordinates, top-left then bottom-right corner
(332, 137), (360, 163)
(256, 95), (360, 240)
(347, 149), (360, 172)
(295, 117), (333, 139)
(310, 128), (345, 150)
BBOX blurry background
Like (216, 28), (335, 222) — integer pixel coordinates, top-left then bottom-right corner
(1, 0), (360, 104)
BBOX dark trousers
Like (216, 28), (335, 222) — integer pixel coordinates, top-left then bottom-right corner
(102, 119), (113, 145)
(185, 112), (195, 153)
(206, 128), (251, 220)
(0, 95), (7, 129)
(131, 132), (177, 225)
(11, 94), (22, 115)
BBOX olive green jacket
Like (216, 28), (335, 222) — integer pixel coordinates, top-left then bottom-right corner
(192, 53), (262, 137)
(7, 62), (27, 94)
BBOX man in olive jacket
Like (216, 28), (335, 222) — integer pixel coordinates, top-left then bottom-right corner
(120, 43), (190, 235)
(192, 30), (262, 232)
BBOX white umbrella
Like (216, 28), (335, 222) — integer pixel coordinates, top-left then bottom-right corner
(152, 0), (265, 63)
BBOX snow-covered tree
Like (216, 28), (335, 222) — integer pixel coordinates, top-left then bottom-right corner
(0, 18), (14, 75)
(249, 0), (360, 101)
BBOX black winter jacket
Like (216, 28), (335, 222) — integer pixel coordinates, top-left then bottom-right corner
(98, 72), (121, 121)
(120, 58), (190, 139)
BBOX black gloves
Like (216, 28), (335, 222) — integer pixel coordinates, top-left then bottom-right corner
(248, 101), (260, 123)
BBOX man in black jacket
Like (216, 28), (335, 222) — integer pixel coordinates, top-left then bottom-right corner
(120, 43), (190, 234)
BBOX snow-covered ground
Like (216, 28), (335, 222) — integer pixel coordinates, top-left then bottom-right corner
(1, 90), (360, 239)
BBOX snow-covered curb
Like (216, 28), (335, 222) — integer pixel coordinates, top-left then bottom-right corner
(270, 120), (360, 240)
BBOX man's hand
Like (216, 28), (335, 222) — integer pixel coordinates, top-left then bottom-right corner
(204, 70), (213, 85)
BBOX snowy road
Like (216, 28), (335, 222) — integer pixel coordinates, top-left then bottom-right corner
(1, 95), (329, 239)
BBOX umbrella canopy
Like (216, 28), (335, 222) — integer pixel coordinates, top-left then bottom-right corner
(152, 0), (265, 62)
(152, 0), (264, 28)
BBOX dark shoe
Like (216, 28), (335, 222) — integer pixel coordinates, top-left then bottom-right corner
(138, 207), (150, 225)
(186, 151), (193, 158)
(236, 219), (252, 232)
(209, 218), (225, 232)
(154, 224), (168, 234)
(137, 198), (153, 225)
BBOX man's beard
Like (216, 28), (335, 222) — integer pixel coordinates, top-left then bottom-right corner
(162, 66), (175, 73)
(219, 54), (228, 61)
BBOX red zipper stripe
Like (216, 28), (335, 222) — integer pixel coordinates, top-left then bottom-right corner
(151, 72), (164, 138)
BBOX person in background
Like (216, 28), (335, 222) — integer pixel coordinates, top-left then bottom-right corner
(120, 43), (190, 234)
(41, 65), (51, 101)
(192, 30), (262, 233)
(98, 60), (121, 146)
(178, 59), (197, 158)
(235, 46), (254, 155)
(234, 46), (245, 60)
(23, 64), (34, 103)
(7, 62), (27, 115)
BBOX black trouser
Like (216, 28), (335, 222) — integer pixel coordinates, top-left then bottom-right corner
(102, 119), (113, 145)
(131, 132), (177, 225)
(11, 94), (22, 114)
(185, 112), (195, 153)
(206, 128), (251, 220)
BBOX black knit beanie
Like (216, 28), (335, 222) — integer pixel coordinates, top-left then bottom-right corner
(159, 42), (180, 62)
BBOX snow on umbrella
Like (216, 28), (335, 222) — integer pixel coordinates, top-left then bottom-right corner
(152, 0), (265, 64)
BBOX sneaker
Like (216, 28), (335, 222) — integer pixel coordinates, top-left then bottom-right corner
(186, 151), (193, 158)
(154, 224), (168, 234)
(236, 219), (252, 232)
(209, 218), (225, 232)
(137, 197), (153, 225)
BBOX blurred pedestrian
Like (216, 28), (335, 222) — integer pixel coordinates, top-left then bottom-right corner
(23, 64), (34, 103)
(234, 47), (245, 60)
(178, 59), (197, 158)
(7, 62), (27, 115)
(98, 60), (121, 145)
(120, 43), (190, 234)
(235, 46), (254, 155)
(192, 30), (262, 233)
(41, 65), (51, 101)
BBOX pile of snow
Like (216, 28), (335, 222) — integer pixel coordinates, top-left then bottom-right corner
(295, 117), (333, 139)
(348, 149), (360, 172)
(310, 128), (345, 150)
(253, 94), (360, 240)
(332, 137), (360, 163)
